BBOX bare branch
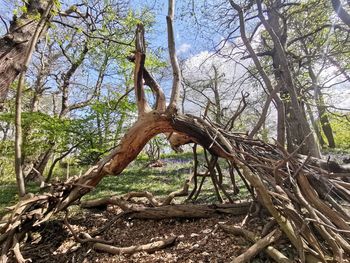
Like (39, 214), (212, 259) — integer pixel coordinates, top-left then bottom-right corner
(0, 15), (9, 34)
(127, 55), (166, 111)
(166, 0), (182, 112)
(248, 84), (280, 139)
(134, 24), (151, 115)
(331, 0), (350, 27)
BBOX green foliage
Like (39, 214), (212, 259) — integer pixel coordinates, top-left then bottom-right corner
(0, 112), (84, 159)
(329, 114), (350, 149)
(77, 91), (137, 164)
(19, 4), (27, 14)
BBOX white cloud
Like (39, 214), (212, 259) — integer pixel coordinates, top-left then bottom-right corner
(177, 43), (191, 54)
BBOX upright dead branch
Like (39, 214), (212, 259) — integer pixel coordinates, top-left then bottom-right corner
(143, 69), (167, 111)
(166, 0), (181, 112)
(127, 54), (166, 111)
(134, 24), (151, 115)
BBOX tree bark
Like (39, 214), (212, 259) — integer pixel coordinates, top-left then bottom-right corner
(0, 0), (51, 110)
(308, 65), (335, 148)
(257, 0), (321, 157)
(315, 87), (335, 148)
(305, 103), (325, 147)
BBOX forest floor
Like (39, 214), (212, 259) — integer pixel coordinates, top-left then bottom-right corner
(3, 150), (348, 262)
(17, 206), (295, 263)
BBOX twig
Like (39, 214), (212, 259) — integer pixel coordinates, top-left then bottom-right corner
(64, 210), (112, 244)
(93, 236), (177, 254)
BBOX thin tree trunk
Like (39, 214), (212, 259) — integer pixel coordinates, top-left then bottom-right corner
(308, 66), (335, 148)
(331, 0), (350, 27)
(306, 103), (325, 147)
(276, 99), (286, 147)
(229, 1), (286, 148)
(315, 87), (335, 148)
(14, 2), (53, 197)
(25, 147), (53, 182)
(212, 66), (222, 124)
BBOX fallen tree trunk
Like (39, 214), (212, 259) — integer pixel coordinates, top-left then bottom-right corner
(299, 155), (350, 174)
(81, 196), (251, 219)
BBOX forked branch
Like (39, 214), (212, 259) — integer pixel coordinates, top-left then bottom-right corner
(134, 24), (151, 115)
(127, 54), (166, 111)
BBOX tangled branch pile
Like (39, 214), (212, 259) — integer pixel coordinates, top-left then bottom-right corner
(176, 114), (350, 262)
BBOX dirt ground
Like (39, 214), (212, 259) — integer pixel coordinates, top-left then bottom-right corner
(16, 205), (295, 263)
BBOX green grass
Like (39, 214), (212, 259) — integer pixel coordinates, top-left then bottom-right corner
(82, 158), (193, 201)
(0, 183), (40, 216)
(0, 152), (250, 216)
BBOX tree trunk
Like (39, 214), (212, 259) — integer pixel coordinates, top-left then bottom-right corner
(212, 65), (222, 125)
(260, 0), (320, 157)
(306, 103), (325, 147)
(275, 99), (286, 147)
(25, 147), (53, 182)
(306, 64), (336, 148)
(315, 87), (335, 148)
(14, 1), (53, 197)
(0, 0), (51, 109)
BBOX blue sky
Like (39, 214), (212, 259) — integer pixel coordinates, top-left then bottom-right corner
(130, 0), (221, 57)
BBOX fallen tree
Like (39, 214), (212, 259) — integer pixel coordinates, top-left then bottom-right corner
(1, 2), (350, 262)
(80, 194), (251, 219)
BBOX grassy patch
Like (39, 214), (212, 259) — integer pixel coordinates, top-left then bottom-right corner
(0, 152), (250, 216)
(82, 157), (193, 201)
(0, 183), (40, 217)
